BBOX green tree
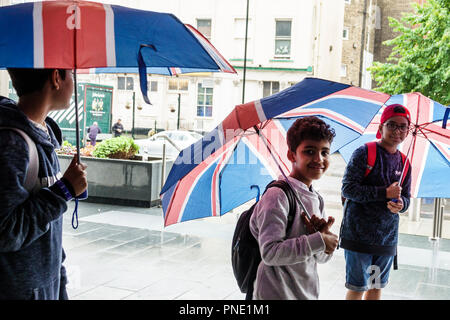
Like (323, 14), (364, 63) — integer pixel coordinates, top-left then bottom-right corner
(368, 0), (449, 105)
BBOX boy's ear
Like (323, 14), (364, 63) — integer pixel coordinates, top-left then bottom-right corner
(287, 149), (295, 163)
(50, 69), (61, 90)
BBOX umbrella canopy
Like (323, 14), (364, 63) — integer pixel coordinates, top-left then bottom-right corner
(339, 93), (450, 198)
(160, 77), (391, 226)
(0, 1), (235, 102)
(0, 0), (236, 228)
(0, 0), (235, 150)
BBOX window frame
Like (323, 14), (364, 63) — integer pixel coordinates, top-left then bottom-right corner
(196, 18), (212, 41)
(343, 27), (349, 40)
(274, 19), (292, 59)
(196, 82), (213, 118)
(263, 81), (280, 98)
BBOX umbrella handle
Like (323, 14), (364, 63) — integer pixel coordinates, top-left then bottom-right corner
(251, 185), (261, 202)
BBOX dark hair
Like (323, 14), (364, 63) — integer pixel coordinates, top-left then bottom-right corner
(7, 68), (67, 97)
(286, 116), (336, 152)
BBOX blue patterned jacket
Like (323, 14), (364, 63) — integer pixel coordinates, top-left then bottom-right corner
(340, 143), (411, 256)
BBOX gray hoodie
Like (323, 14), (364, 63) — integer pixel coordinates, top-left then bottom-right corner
(0, 97), (69, 300)
(250, 176), (332, 300)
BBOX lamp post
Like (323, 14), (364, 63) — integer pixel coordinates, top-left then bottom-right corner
(242, 0), (250, 104)
(131, 91), (136, 139)
(177, 93), (181, 130)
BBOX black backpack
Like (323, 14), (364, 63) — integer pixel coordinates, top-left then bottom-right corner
(231, 180), (297, 300)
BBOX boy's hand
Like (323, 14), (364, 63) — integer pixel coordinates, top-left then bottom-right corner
(321, 231), (339, 254)
(386, 181), (402, 199)
(62, 155), (88, 196)
(301, 213), (338, 254)
(301, 212), (335, 233)
(387, 198), (404, 214)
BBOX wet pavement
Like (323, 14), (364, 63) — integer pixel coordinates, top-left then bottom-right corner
(63, 154), (450, 300)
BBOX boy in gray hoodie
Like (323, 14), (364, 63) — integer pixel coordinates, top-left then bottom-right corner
(250, 116), (339, 300)
(0, 68), (87, 299)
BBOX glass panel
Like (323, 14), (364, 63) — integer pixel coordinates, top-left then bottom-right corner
(168, 79), (178, 91)
(206, 107), (213, 117)
(275, 39), (291, 55)
(197, 19), (211, 39)
(206, 88), (213, 94)
(198, 94), (205, 105)
(197, 106), (204, 117)
(263, 81), (271, 98)
(179, 79), (188, 91)
(126, 77), (134, 90)
(206, 95), (213, 105)
(272, 82), (280, 94)
(150, 81), (158, 92)
(118, 77), (125, 90)
(198, 83), (203, 93)
(276, 21), (291, 37)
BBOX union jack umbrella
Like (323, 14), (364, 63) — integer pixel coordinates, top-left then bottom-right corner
(339, 93), (450, 198)
(160, 77), (391, 226)
(0, 0), (235, 227)
(0, 0), (235, 161)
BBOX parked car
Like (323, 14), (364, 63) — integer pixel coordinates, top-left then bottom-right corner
(134, 130), (203, 158)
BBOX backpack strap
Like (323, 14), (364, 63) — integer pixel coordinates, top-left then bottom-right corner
(265, 180), (297, 232)
(365, 141), (377, 177)
(0, 127), (39, 193)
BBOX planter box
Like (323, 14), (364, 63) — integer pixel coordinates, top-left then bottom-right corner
(57, 154), (174, 207)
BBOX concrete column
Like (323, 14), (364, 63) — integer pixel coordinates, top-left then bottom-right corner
(408, 198), (421, 222)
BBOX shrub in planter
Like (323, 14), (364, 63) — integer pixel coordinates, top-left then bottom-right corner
(92, 136), (140, 159)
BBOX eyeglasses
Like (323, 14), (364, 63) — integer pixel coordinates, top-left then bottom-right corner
(384, 122), (410, 133)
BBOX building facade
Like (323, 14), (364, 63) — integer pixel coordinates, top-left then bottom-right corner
(0, 0), (345, 134)
(340, 0), (425, 89)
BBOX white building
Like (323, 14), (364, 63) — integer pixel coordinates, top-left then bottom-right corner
(0, 0), (345, 133)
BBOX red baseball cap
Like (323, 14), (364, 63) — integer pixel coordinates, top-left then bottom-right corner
(376, 104), (411, 139)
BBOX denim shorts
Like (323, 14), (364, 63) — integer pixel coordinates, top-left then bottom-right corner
(344, 249), (394, 292)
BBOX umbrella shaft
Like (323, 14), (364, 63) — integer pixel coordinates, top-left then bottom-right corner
(73, 71), (81, 164)
(253, 126), (312, 220)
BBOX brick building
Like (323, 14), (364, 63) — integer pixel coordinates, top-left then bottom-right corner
(340, 0), (426, 89)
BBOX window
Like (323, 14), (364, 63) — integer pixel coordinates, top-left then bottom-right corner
(340, 64), (347, 77)
(344, 0), (351, 4)
(168, 79), (188, 91)
(343, 27), (349, 40)
(275, 20), (292, 58)
(118, 76), (134, 90)
(197, 83), (213, 117)
(263, 81), (280, 98)
(150, 81), (158, 92)
(233, 18), (253, 59)
(197, 19), (212, 40)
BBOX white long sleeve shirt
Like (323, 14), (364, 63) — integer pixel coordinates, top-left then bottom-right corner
(249, 176), (332, 300)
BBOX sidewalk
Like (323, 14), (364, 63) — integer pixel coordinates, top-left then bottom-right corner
(63, 201), (450, 300)
(63, 154), (450, 300)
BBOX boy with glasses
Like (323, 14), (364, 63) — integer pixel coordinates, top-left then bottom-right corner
(339, 104), (412, 300)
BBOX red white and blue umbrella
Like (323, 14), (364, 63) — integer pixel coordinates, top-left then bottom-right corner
(0, 0), (236, 227)
(0, 1), (235, 99)
(0, 0), (235, 156)
(160, 77), (391, 226)
(339, 93), (450, 198)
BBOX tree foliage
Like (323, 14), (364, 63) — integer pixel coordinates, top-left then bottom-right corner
(368, 0), (449, 105)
